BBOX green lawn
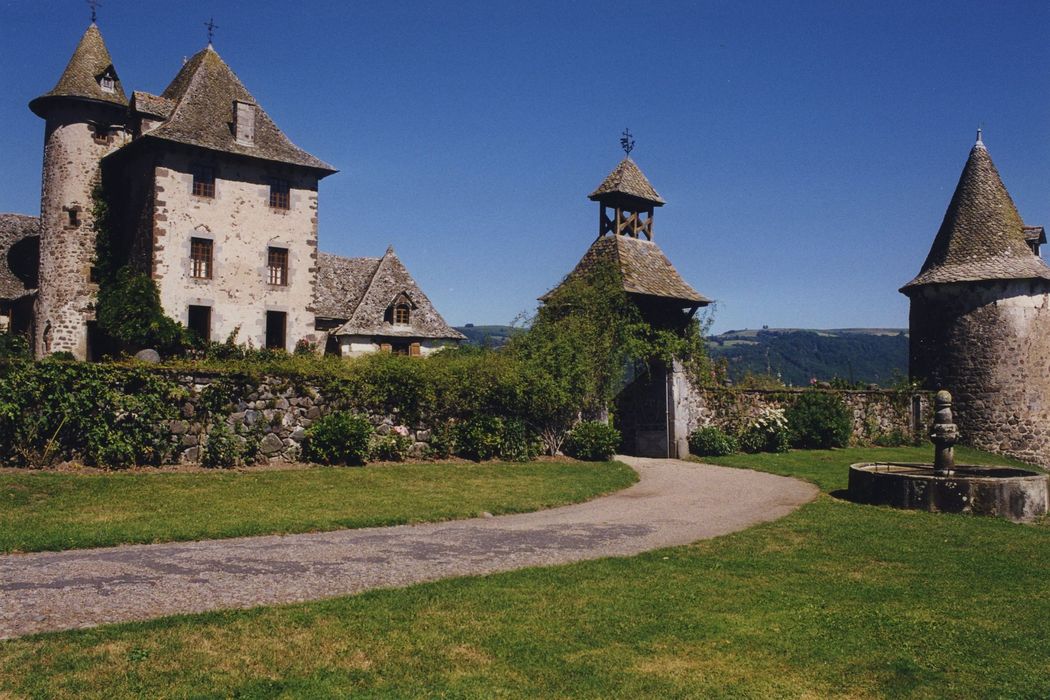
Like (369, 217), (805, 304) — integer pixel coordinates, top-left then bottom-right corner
(2, 445), (1048, 698)
(0, 461), (636, 553)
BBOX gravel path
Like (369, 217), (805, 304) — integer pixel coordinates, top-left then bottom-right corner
(0, 457), (817, 639)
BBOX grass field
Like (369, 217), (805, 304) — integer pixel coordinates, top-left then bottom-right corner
(1, 445), (1047, 697)
(0, 460), (636, 553)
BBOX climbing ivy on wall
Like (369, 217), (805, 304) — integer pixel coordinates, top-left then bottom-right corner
(509, 259), (712, 422)
(91, 182), (185, 355)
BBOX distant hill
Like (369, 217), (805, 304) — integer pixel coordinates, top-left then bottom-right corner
(455, 325), (520, 348)
(707, 328), (909, 386)
(456, 324), (909, 387)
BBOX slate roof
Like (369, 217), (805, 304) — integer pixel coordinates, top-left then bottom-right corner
(589, 157), (665, 205)
(29, 24), (127, 116)
(0, 214), (40, 301)
(139, 46), (335, 173)
(315, 249), (465, 340)
(901, 139), (1050, 292)
(541, 235), (710, 305)
(130, 91), (175, 119)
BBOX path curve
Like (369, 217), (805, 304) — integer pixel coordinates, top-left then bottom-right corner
(0, 457), (817, 639)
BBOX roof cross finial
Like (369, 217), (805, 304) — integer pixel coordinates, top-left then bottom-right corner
(976, 124), (983, 144)
(205, 17), (219, 46)
(620, 128), (635, 157)
(87, 0), (101, 23)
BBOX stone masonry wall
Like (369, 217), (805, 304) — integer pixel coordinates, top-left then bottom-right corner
(680, 385), (933, 446)
(909, 280), (1050, 468)
(169, 373), (432, 464)
(151, 151), (320, 351)
(35, 102), (129, 359)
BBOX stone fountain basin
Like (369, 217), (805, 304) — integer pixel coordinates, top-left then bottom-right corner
(848, 462), (1048, 523)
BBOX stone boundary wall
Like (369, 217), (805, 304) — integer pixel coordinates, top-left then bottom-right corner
(169, 373), (431, 464)
(682, 387), (933, 445)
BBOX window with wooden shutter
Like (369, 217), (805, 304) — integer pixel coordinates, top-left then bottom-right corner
(409, 342), (421, 357)
(380, 343), (392, 353)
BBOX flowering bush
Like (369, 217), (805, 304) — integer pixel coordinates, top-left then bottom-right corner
(738, 407), (789, 453)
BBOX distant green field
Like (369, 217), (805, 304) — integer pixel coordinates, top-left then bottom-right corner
(454, 325), (520, 348)
(708, 327), (909, 386)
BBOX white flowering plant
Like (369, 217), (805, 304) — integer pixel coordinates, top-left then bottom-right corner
(739, 406), (790, 453)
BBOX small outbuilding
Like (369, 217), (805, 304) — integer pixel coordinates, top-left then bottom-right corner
(315, 246), (465, 357)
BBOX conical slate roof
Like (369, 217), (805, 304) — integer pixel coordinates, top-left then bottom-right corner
(541, 235), (709, 304)
(588, 157), (665, 205)
(30, 24), (127, 115)
(901, 138), (1050, 292)
(141, 46), (335, 173)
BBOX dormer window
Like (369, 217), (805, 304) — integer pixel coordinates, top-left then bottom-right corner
(99, 74), (115, 93)
(385, 295), (413, 326)
(234, 100), (256, 145)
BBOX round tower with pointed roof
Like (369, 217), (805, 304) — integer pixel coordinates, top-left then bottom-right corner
(29, 23), (129, 358)
(902, 133), (1050, 465)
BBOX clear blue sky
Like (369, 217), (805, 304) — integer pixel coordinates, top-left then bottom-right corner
(2, 1), (1048, 333)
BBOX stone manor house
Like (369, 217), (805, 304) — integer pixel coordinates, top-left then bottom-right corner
(0, 22), (464, 360)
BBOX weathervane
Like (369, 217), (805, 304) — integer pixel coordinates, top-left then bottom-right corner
(620, 128), (635, 157)
(87, 0), (101, 23)
(205, 17), (219, 45)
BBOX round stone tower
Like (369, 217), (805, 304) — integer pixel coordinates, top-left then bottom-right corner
(29, 23), (128, 359)
(902, 133), (1050, 465)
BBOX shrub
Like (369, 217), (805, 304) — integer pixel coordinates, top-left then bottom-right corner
(874, 428), (908, 447)
(427, 420), (457, 458)
(0, 334), (30, 360)
(499, 417), (540, 462)
(455, 414), (505, 461)
(0, 362), (180, 468)
(303, 411), (372, 465)
(563, 421), (621, 461)
(688, 426), (738, 456)
(200, 421), (242, 468)
(738, 407), (790, 454)
(786, 392), (852, 449)
(369, 430), (413, 462)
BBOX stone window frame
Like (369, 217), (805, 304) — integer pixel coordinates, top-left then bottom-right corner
(190, 237), (214, 280)
(191, 165), (216, 198)
(267, 246), (289, 286)
(99, 73), (116, 94)
(63, 205), (82, 230)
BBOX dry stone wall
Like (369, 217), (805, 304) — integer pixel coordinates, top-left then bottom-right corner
(169, 373), (432, 464)
(680, 385), (932, 446)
